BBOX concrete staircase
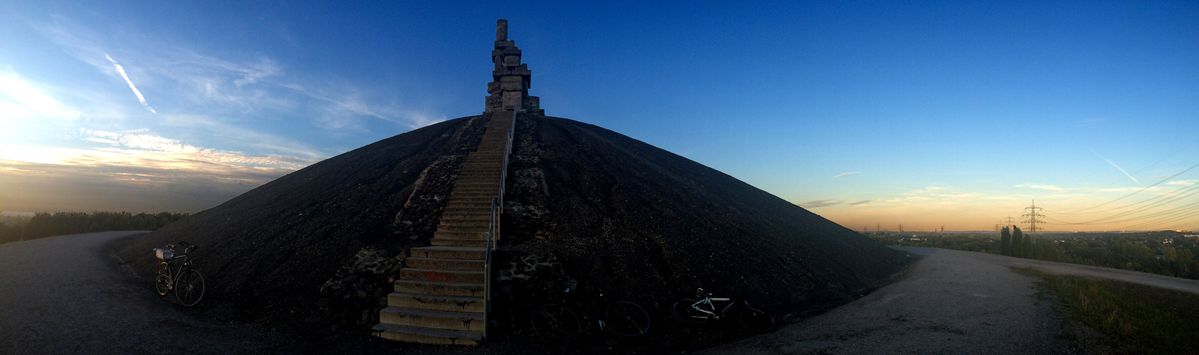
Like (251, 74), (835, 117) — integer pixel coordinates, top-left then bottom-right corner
(372, 111), (515, 345)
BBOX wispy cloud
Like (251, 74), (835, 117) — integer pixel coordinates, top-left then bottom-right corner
(833, 171), (861, 178)
(35, 17), (438, 133)
(0, 128), (314, 212)
(1167, 179), (1198, 187)
(104, 54), (155, 113)
(158, 114), (325, 160)
(1015, 183), (1066, 192)
(801, 199), (842, 208)
(848, 200), (871, 206)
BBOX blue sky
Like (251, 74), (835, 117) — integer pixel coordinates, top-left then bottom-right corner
(1, 1), (1197, 231)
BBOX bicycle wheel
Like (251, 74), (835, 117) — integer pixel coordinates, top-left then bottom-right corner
(605, 301), (651, 337)
(530, 304), (582, 344)
(671, 298), (708, 325)
(174, 269), (205, 306)
(154, 262), (171, 296)
(736, 307), (775, 333)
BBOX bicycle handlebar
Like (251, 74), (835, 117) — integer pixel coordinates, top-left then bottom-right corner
(160, 242), (199, 254)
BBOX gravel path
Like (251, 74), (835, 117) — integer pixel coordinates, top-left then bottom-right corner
(959, 248), (1199, 295)
(708, 246), (1195, 354)
(0, 232), (287, 354)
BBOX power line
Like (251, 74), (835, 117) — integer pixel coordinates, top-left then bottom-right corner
(1044, 186), (1199, 226)
(1063, 160), (1199, 214)
(1051, 182), (1199, 218)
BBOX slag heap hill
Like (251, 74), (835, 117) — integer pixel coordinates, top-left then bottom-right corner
(117, 19), (909, 343)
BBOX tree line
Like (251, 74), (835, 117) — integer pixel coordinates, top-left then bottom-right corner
(0, 211), (188, 245)
(999, 225), (1033, 257)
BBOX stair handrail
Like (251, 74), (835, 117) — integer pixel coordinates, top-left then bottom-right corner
(483, 108), (517, 341)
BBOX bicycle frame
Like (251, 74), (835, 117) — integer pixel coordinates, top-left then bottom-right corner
(158, 246), (193, 289)
(160, 256), (185, 286)
(691, 297), (736, 319)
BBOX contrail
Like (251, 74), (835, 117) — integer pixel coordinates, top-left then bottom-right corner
(1102, 157), (1140, 185)
(105, 54), (156, 113)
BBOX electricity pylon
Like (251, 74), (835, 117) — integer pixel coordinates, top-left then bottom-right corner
(1022, 200), (1046, 233)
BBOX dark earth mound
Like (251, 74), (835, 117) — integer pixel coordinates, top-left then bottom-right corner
(117, 113), (909, 350)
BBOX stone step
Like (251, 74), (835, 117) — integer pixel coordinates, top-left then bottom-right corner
(411, 246), (485, 260)
(459, 167), (503, 173)
(466, 156), (504, 162)
(446, 194), (495, 200)
(406, 257), (485, 271)
(434, 223), (488, 234)
(395, 280), (485, 297)
(456, 174), (501, 180)
(432, 238), (489, 248)
(439, 212), (492, 220)
(446, 194), (497, 201)
(449, 191), (498, 198)
(463, 160), (503, 165)
(443, 203), (494, 211)
(439, 214), (491, 223)
(400, 268), (485, 283)
(378, 306), (485, 332)
(455, 177), (500, 183)
(444, 201), (495, 209)
(455, 172), (498, 178)
(441, 211), (491, 219)
(452, 182), (500, 189)
(456, 170), (503, 176)
(434, 230), (488, 240)
(449, 190), (499, 197)
(437, 217), (489, 226)
(443, 197), (493, 206)
(372, 323), (482, 346)
(451, 185), (500, 191)
(460, 162), (503, 167)
(388, 292), (485, 312)
(439, 213), (493, 222)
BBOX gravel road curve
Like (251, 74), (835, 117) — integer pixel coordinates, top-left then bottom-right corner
(708, 247), (1199, 354)
(0, 232), (287, 354)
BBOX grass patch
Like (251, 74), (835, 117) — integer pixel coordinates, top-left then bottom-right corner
(1013, 267), (1199, 354)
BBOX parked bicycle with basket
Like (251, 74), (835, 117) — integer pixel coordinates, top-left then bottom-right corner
(153, 242), (205, 307)
(530, 284), (652, 344)
(671, 288), (775, 332)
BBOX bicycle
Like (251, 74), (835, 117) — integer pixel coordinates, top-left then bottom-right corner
(153, 242), (205, 307)
(671, 288), (775, 332)
(530, 285), (652, 344)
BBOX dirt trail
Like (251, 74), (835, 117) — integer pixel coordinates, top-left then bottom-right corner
(960, 248), (1199, 295)
(711, 247), (1199, 354)
(710, 247), (1071, 354)
(0, 232), (287, 354)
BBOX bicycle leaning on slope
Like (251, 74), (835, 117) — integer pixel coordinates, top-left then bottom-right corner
(671, 287), (775, 332)
(152, 242), (205, 307)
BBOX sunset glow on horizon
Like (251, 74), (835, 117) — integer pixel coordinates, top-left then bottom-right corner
(2, 2), (1197, 232)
